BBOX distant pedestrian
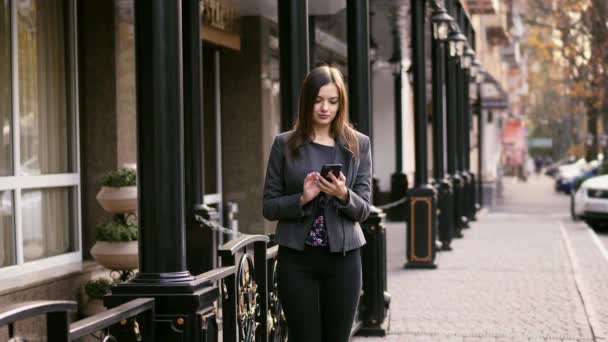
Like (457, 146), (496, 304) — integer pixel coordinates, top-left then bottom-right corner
(263, 65), (372, 342)
(534, 157), (543, 175)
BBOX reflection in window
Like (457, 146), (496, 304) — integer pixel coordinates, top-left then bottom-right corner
(22, 187), (75, 262)
(0, 191), (15, 267)
(18, 0), (70, 175)
(0, 1), (12, 176)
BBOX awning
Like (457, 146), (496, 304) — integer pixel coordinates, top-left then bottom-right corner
(481, 71), (509, 110)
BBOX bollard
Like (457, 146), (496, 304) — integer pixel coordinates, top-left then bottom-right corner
(405, 186), (438, 269)
(357, 207), (391, 336)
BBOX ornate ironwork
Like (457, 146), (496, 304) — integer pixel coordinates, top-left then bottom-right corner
(268, 260), (288, 341)
(236, 254), (259, 342)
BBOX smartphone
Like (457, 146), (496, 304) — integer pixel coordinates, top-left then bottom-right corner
(320, 164), (342, 181)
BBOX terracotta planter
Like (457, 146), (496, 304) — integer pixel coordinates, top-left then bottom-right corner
(82, 298), (106, 316)
(90, 241), (138, 270)
(96, 186), (137, 213)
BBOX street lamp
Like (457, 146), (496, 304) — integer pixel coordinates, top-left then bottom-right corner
(448, 28), (467, 58)
(473, 60), (485, 84)
(431, 6), (454, 41)
(470, 58), (480, 78)
(462, 45), (475, 69)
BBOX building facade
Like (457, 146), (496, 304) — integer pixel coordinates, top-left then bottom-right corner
(0, 0), (518, 339)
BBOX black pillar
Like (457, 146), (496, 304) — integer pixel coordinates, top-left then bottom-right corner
(131, 0), (191, 281)
(463, 19), (477, 222)
(347, 0), (372, 137)
(395, 70), (404, 174)
(445, 0), (464, 238)
(389, 27), (408, 221)
(279, 0), (309, 132)
(454, 3), (470, 231)
(412, 4), (428, 187)
(457, 59), (471, 229)
(405, 0), (437, 269)
(453, 55), (468, 233)
(463, 59), (474, 222)
(477, 81), (484, 208)
(445, 55), (458, 178)
(183, 0), (215, 276)
(432, 40), (446, 183)
(431, 17), (453, 251)
(106, 4), (218, 339)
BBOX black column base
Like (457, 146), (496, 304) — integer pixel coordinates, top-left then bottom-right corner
(388, 172), (408, 221)
(130, 271), (195, 284)
(357, 320), (390, 336)
(358, 207), (391, 336)
(459, 172), (471, 229)
(451, 174), (464, 238)
(104, 279), (218, 340)
(437, 177), (454, 251)
(429, 179), (441, 253)
(405, 185), (437, 269)
(467, 172), (478, 221)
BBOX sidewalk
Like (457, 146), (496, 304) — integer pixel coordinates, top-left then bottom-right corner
(354, 176), (608, 342)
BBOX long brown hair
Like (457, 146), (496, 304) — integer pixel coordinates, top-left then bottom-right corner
(287, 65), (360, 159)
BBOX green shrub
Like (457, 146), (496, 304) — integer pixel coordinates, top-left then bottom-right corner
(84, 278), (113, 299)
(101, 168), (136, 187)
(95, 221), (138, 242)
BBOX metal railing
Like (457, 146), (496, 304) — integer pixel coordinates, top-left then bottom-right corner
(191, 233), (287, 342)
(0, 210), (388, 341)
(0, 298), (155, 341)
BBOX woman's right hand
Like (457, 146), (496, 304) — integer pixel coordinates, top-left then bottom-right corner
(300, 172), (321, 205)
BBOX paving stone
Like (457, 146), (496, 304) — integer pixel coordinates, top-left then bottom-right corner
(353, 177), (602, 342)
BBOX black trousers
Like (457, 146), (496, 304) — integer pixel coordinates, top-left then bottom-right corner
(277, 245), (362, 342)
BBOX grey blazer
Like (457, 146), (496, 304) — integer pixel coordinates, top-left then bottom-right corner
(262, 130), (372, 253)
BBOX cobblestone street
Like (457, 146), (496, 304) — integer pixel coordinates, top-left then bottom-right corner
(354, 176), (608, 342)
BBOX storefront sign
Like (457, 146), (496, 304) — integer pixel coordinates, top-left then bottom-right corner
(200, 0), (241, 50)
(200, 0), (240, 34)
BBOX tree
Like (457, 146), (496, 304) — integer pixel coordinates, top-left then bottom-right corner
(522, 0), (608, 160)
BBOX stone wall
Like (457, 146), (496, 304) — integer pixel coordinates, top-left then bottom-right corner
(220, 17), (280, 235)
(78, 0), (118, 259)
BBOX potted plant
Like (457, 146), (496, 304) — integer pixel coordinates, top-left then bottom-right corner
(90, 220), (138, 270)
(96, 167), (137, 213)
(82, 278), (113, 316)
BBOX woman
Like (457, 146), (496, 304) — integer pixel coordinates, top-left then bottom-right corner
(263, 65), (372, 342)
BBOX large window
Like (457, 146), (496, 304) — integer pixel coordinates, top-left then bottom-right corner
(0, 0), (79, 274)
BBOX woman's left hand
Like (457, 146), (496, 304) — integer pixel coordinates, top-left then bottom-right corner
(317, 171), (349, 203)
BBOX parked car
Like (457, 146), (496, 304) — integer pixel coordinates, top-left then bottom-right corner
(545, 156), (576, 177)
(572, 174), (608, 230)
(557, 166), (599, 194)
(555, 158), (600, 194)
